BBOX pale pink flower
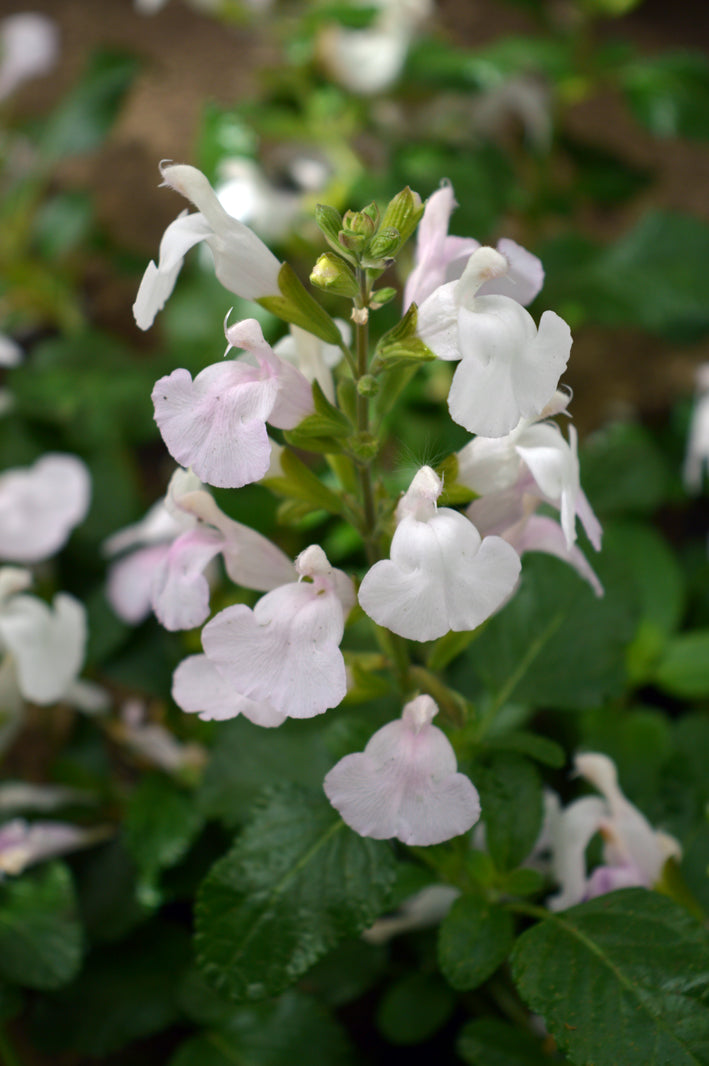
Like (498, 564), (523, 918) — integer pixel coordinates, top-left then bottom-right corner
(547, 753), (681, 911)
(172, 653), (285, 727)
(133, 164), (281, 331)
(105, 467), (295, 630)
(358, 466), (520, 641)
(112, 699), (206, 775)
(273, 320), (349, 404)
(0, 454), (90, 564)
(417, 247), (571, 438)
(152, 318), (313, 489)
(458, 406), (602, 552)
(404, 183), (544, 310)
(201, 545), (354, 719)
(324, 694), (481, 845)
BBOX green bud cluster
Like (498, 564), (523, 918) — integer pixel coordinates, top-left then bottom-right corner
(313, 186), (424, 275)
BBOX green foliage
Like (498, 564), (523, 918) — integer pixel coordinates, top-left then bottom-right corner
(623, 52), (709, 141)
(124, 774), (206, 895)
(171, 990), (355, 1066)
(0, 863), (82, 990)
(195, 784), (397, 1001)
(438, 893), (514, 990)
(376, 971), (456, 1044)
(466, 554), (636, 711)
(457, 1018), (559, 1066)
(512, 890), (709, 1066)
(475, 755), (544, 872)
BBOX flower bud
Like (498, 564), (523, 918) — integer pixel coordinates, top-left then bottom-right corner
(379, 187), (424, 250)
(310, 253), (359, 297)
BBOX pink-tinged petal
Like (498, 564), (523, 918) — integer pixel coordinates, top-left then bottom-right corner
(513, 515), (604, 597)
(467, 489), (529, 539)
(324, 694), (481, 846)
(160, 164), (281, 300)
(133, 211), (212, 330)
(404, 184), (458, 309)
(175, 489), (296, 591)
(0, 454), (90, 563)
(274, 322), (347, 404)
(106, 543), (170, 624)
(0, 593), (85, 705)
(202, 557), (348, 718)
(583, 861), (648, 899)
(362, 884), (459, 944)
(104, 500), (182, 557)
(547, 795), (607, 911)
(152, 361), (278, 488)
(0, 783), (94, 813)
(0, 819), (107, 876)
(516, 422), (579, 548)
(359, 506), (520, 641)
(479, 238), (544, 306)
(416, 281), (461, 362)
(150, 527), (223, 631)
(172, 654), (285, 727)
(576, 488), (602, 551)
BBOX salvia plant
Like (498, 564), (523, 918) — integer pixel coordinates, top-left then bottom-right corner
(43, 160), (701, 1064)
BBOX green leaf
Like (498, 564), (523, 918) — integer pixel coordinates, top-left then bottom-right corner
(0, 980), (22, 1024)
(457, 1018), (557, 1066)
(263, 449), (345, 516)
(485, 732), (566, 769)
(195, 784), (396, 1001)
(580, 421), (672, 516)
(654, 631), (709, 698)
(0, 862), (82, 990)
(512, 889), (709, 1066)
(438, 893), (514, 990)
(467, 554), (636, 711)
(604, 523), (685, 638)
(623, 52), (709, 141)
(541, 213), (709, 341)
(124, 774), (205, 890)
(32, 922), (189, 1056)
(39, 51), (140, 158)
(171, 991), (355, 1066)
(376, 972), (455, 1045)
(259, 264), (343, 346)
(475, 755), (543, 872)
(197, 716), (334, 828)
(284, 381), (353, 454)
(372, 303), (435, 371)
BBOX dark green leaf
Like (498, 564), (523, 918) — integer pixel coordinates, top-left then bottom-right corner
(467, 554), (636, 711)
(580, 421), (672, 516)
(512, 889), (709, 1066)
(0, 862), (82, 990)
(31, 922), (189, 1056)
(0, 980), (22, 1024)
(485, 732), (566, 769)
(438, 893), (514, 990)
(475, 755), (543, 872)
(376, 972), (455, 1045)
(458, 1018), (558, 1066)
(124, 774), (205, 887)
(195, 785), (396, 1001)
(171, 991), (355, 1066)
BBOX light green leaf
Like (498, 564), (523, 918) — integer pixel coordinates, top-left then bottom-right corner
(438, 893), (514, 990)
(654, 631), (709, 698)
(0, 862), (82, 990)
(512, 889), (709, 1066)
(195, 784), (396, 1001)
(262, 449), (345, 516)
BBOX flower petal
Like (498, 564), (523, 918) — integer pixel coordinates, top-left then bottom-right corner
(150, 527), (223, 631)
(0, 454), (90, 563)
(172, 653), (285, 727)
(0, 593), (86, 704)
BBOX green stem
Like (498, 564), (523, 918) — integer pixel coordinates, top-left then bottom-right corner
(0, 1026), (24, 1066)
(354, 268), (378, 565)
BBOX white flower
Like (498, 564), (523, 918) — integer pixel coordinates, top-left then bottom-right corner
(547, 753), (681, 911)
(324, 694), (481, 845)
(200, 545), (354, 719)
(0, 454), (90, 564)
(358, 466), (520, 641)
(273, 320), (349, 404)
(0, 819), (107, 877)
(133, 164), (281, 330)
(417, 247), (572, 438)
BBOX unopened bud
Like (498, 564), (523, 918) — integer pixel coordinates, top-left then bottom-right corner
(310, 253), (359, 297)
(379, 187), (424, 249)
(357, 375), (379, 397)
(342, 209), (377, 238)
(368, 227), (401, 261)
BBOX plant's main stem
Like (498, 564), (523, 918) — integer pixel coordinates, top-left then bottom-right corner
(354, 268), (378, 566)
